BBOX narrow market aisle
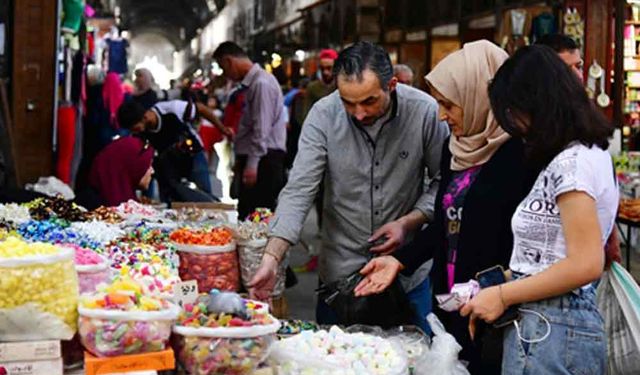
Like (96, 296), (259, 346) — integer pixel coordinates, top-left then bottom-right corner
(284, 208), (321, 321)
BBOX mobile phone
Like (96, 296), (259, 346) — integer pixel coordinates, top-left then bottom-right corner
(475, 265), (519, 328)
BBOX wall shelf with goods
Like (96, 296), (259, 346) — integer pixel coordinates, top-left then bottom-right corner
(623, 2), (640, 149)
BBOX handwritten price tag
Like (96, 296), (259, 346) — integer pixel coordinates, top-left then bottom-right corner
(173, 280), (199, 307)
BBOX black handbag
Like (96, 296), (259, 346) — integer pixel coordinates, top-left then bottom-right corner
(316, 269), (415, 329)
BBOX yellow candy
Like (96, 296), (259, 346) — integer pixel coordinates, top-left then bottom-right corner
(0, 240), (79, 335)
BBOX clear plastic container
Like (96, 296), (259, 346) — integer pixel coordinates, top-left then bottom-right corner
(176, 242), (239, 293)
(76, 258), (111, 294)
(78, 304), (179, 357)
(173, 318), (280, 375)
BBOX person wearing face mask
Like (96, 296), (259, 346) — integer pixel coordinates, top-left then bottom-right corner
(461, 45), (616, 375)
(354, 40), (536, 373)
(248, 41), (449, 328)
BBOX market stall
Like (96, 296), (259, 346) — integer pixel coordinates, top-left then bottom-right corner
(0, 197), (467, 375)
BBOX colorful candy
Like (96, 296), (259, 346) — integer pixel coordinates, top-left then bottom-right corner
(115, 264), (180, 298)
(170, 227), (233, 246)
(277, 320), (319, 336)
(87, 206), (123, 223)
(245, 208), (273, 223)
(120, 223), (170, 246)
(25, 197), (88, 221)
(174, 295), (280, 374)
(67, 244), (111, 294)
(115, 200), (160, 217)
(18, 220), (100, 249)
(0, 238), (79, 340)
(78, 279), (178, 357)
(178, 247), (239, 293)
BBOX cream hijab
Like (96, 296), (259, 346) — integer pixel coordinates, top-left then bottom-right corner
(426, 40), (510, 171)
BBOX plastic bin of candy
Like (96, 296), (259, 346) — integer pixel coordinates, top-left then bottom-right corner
(175, 242), (240, 292)
(75, 257), (111, 294)
(0, 238), (79, 341)
(173, 316), (280, 375)
(78, 304), (180, 357)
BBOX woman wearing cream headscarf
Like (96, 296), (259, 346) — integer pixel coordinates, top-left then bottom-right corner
(132, 68), (158, 109)
(355, 40), (536, 374)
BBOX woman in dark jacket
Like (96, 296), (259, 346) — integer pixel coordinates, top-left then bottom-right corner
(355, 41), (536, 374)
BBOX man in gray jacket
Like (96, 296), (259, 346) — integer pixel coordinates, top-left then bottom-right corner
(250, 42), (449, 325)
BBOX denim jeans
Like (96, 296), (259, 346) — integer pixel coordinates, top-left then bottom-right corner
(406, 276), (432, 334)
(191, 151), (212, 194)
(502, 286), (606, 375)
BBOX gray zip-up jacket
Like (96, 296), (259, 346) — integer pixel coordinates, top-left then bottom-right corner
(269, 84), (449, 283)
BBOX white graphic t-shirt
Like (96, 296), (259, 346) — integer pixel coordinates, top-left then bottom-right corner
(510, 143), (618, 277)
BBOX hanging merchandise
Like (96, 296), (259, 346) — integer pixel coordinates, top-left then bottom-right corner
(56, 104), (76, 185)
(106, 36), (129, 74)
(530, 12), (557, 43)
(61, 0), (85, 34)
(499, 9), (532, 55)
(563, 8), (584, 54)
(587, 60), (603, 99)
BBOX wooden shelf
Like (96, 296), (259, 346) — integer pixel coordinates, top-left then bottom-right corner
(626, 21), (640, 25)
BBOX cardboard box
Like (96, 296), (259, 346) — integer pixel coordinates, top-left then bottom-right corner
(0, 358), (63, 375)
(84, 349), (174, 375)
(0, 341), (61, 362)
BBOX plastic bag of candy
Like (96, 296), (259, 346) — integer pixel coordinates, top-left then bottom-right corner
(0, 238), (79, 341)
(237, 239), (286, 296)
(173, 314), (280, 375)
(76, 259), (111, 294)
(176, 242), (240, 293)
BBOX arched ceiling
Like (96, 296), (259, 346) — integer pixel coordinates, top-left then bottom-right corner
(96, 0), (217, 48)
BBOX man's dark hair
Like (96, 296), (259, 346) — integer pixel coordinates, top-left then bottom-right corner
(333, 41), (393, 89)
(212, 41), (248, 60)
(489, 45), (613, 169)
(117, 101), (147, 130)
(535, 34), (578, 53)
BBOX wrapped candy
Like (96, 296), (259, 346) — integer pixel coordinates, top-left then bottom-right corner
(70, 220), (124, 245)
(115, 200), (160, 217)
(78, 279), (179, 357)
(119, 223), (171, 246)
(0, 203), (31, 224)
(173, 295), (280, 374)
(0, 238), (79, 341)
(170, 227), (234, 246)
(115, 264), (180, 299)
(18, 220), (100, 249)
(25, 197), (88, 221)
(100, 242), (178, 272)
(245, 208), (273, 223)
(269, 326), (408, 375)
(87, 206), (124, 224)
(176, 243), (239, 293)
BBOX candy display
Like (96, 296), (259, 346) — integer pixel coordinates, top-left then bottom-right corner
(120, 223), (171, 245)
(269, 326), (408, 375)
(100, 242), (178, 272)
(87, 206), (123, 224)
(165, 207), (229, 225)
(78, 279), (179, 357)
(115, 200), (160, 218)
(70, 220), (124, 245)
(177, 243), (239, 293)
(25, 197), (87, 221)
(277, 320), (319, 336)
(170, 227), (234, 246)
(68, 244), (111, 294)
(0, 203), (31, 224)
(237, 239), (285, 296)
(115, 264), (180, 298)
(245, 208), (273, 223)
(0, 238), (79, 340)
(18, 220), (100, 249)
(173, 294), (280, 374)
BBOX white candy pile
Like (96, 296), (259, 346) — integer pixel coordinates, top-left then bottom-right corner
(71, 220), (124, 245)
(0, 203), (31, 224)
(271, 326), (407, 375)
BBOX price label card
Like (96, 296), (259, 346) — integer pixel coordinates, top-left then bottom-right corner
(173, 280), (199, 308)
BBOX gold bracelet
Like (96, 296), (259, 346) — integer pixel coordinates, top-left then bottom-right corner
(498, 284), (507, 309)
(264, 249), (282, 264)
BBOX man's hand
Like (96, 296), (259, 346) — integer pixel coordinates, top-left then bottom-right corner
(369, 220), (406, 255)
(354, 256), (404, 296)
(248, 254), (278, 302)
(243, 167), (258, 187)
(221, 126), (235, 141)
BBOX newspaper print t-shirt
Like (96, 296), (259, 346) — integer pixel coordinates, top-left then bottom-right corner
(443, 166), (482, 291)
(509, 143), (618, 277)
